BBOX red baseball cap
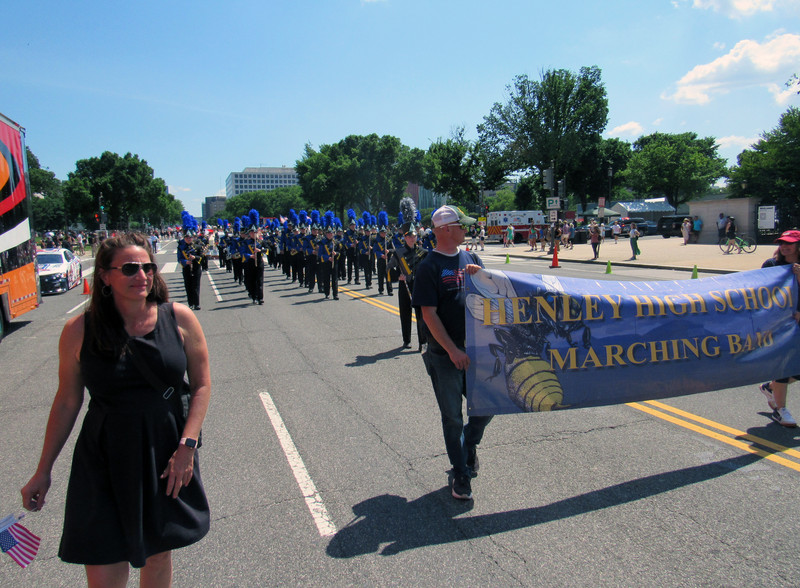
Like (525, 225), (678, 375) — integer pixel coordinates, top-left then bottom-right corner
(775, 230), (800, 243)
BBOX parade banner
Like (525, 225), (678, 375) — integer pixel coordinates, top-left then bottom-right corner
(465, 266), (800, 416)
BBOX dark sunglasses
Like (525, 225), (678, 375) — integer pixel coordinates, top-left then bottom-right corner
(109, 262), (158, 276)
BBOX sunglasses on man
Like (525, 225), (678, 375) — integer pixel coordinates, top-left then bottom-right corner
(109, 262), (159, 276)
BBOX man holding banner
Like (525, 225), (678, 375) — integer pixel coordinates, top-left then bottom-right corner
(413, 205), (493, 501)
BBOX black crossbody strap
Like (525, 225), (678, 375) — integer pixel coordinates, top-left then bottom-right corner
(125, 342), (178, 400)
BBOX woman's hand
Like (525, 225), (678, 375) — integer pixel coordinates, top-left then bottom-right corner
(21, 472), (51, 512)
(161, 445), (195, 499)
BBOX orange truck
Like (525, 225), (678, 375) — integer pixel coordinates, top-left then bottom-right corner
(0, 112), (41, 342)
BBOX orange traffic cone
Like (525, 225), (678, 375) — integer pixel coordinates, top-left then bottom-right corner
(550, 247), (560, 269)
(82, 278), (91, 295)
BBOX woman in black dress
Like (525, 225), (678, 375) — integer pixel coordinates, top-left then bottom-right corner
(22, 233), (211, 587)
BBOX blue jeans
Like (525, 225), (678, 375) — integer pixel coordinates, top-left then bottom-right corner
(424, 349), (493, 477)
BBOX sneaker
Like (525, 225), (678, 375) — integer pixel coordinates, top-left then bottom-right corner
(759, 382), (778, 411)
(771, 407), (798, 428)
(451, 474), (473, 500)
(466, 445), (479, 477)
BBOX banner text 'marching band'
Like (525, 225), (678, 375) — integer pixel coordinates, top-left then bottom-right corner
(465, 266), (800, 416)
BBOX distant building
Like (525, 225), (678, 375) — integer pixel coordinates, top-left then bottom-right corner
(225, 166), (299, 199)
(405, 182), (447, 211)
(202, 195), (227, 220)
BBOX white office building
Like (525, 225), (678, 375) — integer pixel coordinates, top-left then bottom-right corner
(225, 166), (299, 199)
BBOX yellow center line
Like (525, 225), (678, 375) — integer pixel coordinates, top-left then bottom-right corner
(643, 400), (800, 459)
(627, 401), (800, 472)
(339, 287), (401, 316)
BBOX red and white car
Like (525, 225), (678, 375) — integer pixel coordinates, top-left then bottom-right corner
(37, 248), (83, 294)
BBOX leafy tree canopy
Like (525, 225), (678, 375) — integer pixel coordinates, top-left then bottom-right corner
(218, 185), (307, 221)
(62, 151), (182, 229)
(478, 66), (609, 210)
(487, 187), (516, 212)
(296, 134), (423, 218)
(622, 132), (727, 210)
(27, 147), (66, 232)
(728, 107), (800, 228)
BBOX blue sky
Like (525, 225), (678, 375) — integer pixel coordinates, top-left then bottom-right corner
(2, 0), (798, 216)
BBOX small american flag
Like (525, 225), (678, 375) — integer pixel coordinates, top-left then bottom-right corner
(0, 515), (41, 568)
(441, 268), (465, 289)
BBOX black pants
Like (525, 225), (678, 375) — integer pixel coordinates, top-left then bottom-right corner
(232, 257), (243, 284)
(245, 258), (263, 301)
(291, 252), (305, 284)
(398, 280), (424, 346)
(283, 251), (292, 277)
(359, 253), (372, 287)
(306, 255), (318, 290)
(182, 264), (201, 307)
(319, 260), (338, 298)
(346, 248), (359, 283)
(376, 257), (392, 294)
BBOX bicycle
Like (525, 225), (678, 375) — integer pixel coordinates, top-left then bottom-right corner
(719, 234), (757, 254)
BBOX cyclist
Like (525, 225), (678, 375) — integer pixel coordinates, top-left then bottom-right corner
(724, 216), (741, 254)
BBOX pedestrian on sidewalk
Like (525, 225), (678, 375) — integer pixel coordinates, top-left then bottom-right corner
(757, 229), (800, 427)
(717, 213), (727, 241)
(612, 221), (621, 244)
(681, 218), (692, 245)
(629, 223), (641, 260)
(589, 222), (602, 259)
(692, 216), (703, 243)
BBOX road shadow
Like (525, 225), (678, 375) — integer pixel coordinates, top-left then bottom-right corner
(345, 346), (408, 367)
(326, 454), (761, 558)
(744, 419), (800, 448)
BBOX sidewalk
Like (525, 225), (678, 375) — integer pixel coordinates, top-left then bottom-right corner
(478, 235), (770, 275)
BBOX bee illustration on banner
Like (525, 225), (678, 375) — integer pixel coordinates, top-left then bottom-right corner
(466, 270), (592, 412)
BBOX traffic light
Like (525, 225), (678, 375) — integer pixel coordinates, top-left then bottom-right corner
(543, 168), (554, 190)
(94, 213), (100, 223)
(558, 179), (566, 199)
(484, 204), (489, 216)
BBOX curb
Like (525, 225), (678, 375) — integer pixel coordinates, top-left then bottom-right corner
(485, 251), (736, 275)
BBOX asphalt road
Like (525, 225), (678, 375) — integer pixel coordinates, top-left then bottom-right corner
(1, 240), (799, 587)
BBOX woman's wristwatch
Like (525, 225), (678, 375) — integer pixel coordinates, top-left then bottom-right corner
(179, 437), (198, 449)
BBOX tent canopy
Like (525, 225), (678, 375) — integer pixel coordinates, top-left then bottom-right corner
(581, 207), (621, 218)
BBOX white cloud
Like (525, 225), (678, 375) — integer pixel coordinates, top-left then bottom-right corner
(716, 134), (759, 150)
(652, 117), (664, 126)
(662, 32), (800, 104)
(713, 41), (727, 50)
(608, 121), (644, 137)
(689, 0), (780, 18)
(169, 186), (192, 194)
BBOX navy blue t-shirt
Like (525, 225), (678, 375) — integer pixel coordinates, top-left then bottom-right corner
(411, 249), (483, 350)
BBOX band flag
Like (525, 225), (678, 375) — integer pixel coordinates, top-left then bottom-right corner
(465, 266), (800, 416)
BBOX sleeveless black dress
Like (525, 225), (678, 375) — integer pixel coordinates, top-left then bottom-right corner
(59, 303), (209, 568)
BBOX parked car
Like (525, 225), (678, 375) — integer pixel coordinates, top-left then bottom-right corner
(37, 248), (83, 294)
(656, 215), (686, 238)
(619, 217), (648, 237)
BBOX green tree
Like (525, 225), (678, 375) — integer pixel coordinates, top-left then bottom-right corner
(424, 127), (480, 210)
(26, 148), (65, 231)
(487, 187), (516, 211)
(728, 107), (800, 228)
(622, 132), (727, 209)
(62, 151), (179, 229)
(297, 134), (420, 218)
(585, 137), (633, 203)
(478, 66), (609, 211)
(220, 185), (307, 221)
